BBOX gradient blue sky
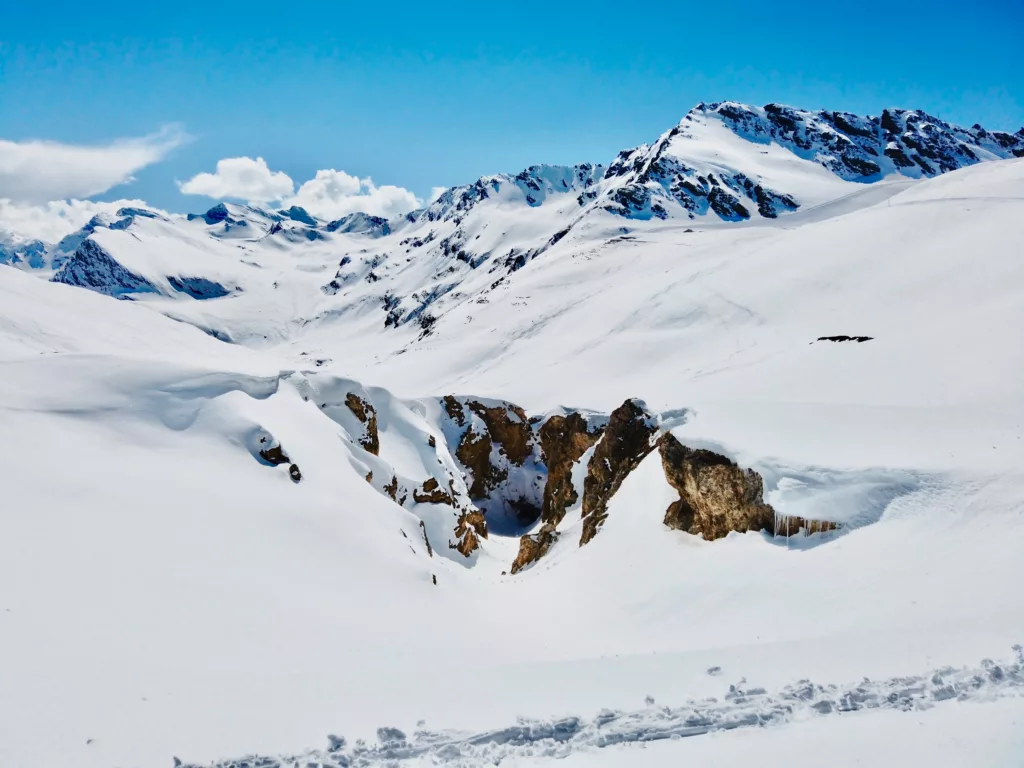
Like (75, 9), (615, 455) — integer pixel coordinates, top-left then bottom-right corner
(2, 0), (1022, 212)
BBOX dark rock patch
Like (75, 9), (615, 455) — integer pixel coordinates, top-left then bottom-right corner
(52, 239), (156, 298)
(456, 425), (506, 499)
(419, 520), (434, 557)
(167, 276), (231, 300)
(383, 474), (399, 501)
(511, 523), (559, 574)
(580, 399), (657, 546)
(345, 393), (380, 455)
(816, 335), (873, 343)
(452, 510), (488, 557)
(538, 412), (604, 526)
(413, 477), (455, 506)
(466, 401), (534, 467)
(256, 437), (302, 483)
(258, 439), (290, 466)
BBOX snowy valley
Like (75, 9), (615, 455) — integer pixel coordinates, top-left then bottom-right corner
(2, 101), (1024, 768)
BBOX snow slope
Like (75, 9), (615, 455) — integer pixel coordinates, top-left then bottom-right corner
(2, 105), (1024, 768)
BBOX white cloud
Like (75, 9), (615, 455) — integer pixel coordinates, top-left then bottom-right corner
(0, 198), (161, 243)
(0, 127), (187, 204)
(290, 170), (421, 220)
(429, 186), (449, 203)
(178, 157), (422, 220)
(178, 156), (294, 203)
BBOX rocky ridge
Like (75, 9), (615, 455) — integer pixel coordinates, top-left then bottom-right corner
(263, 380), (840, 574)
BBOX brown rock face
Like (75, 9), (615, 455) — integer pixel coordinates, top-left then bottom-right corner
(580, 399), (657, 545)
(412, 477), (455, 506)
(510, 523), (559, 574)
(442, 395), (466, 426)
(452, 510), (488, 556)
(539, 412), (604, 526)
(466, 401), (534, 466)
(345, 393), (380, 455)
(659, 433), (774, 540)
(456, 427), (505, 498)
(383, 474), (399, 502)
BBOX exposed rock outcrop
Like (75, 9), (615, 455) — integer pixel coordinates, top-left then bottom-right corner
(258, 440), (290, 466)
(256, 438), (301, 483)
(167, 276), (230, 299)
(538, 412), (604, 526)
(442, 395), (466, 426)
(345, 393), (380, 455)
(658, 433), (774, 540)
(446, 397), (544, 528)
(452, 510), (488, 557)
(580, 399), (657, 545)
(659, 434), (837, 540)
(456, 425), (504, 498)
(412, 477), (455, 506)
(511, 523), (559, 574)
(467, 401), (534, 466)
(52, 239), (155, 298)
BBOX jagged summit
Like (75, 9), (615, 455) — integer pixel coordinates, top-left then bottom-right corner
(325, 211), (391, 237)
(392, 100), (1023, 233)
(691, 101), (1024, 178)
(412, 163), (606, 225)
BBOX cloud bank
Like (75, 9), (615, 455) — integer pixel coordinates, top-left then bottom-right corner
(0, 199), (161, 244)
(178, 158), (421, 220)
(0, 126), (187, 204)
(177, 156), (293, 203)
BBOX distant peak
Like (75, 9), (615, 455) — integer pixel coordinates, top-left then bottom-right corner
(281, 206), (317, 226)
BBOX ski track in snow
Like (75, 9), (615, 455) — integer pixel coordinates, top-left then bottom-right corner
(179, 647), (1024, 768)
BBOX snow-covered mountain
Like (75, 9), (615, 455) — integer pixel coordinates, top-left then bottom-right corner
(3, 102), (1024, 768)
(9, 101), (1020, 344)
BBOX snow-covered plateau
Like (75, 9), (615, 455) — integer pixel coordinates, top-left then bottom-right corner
(2, 102), (1023, 768)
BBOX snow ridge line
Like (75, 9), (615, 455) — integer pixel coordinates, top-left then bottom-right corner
(178, 646), (1024, 767)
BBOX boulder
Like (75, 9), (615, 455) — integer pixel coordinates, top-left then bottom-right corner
(412, 477), (455, 506)
(452, 510), (488, 557)
(658, 433), (774, 540)
(511, 523), (559, 574)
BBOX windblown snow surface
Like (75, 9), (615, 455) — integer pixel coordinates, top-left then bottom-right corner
(2, 107), (1024, 768)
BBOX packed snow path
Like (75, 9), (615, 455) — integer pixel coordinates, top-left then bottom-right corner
(178, 647), (1024, 767)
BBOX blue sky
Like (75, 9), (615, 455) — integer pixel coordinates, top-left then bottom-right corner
(1, 0), (1022, 216)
